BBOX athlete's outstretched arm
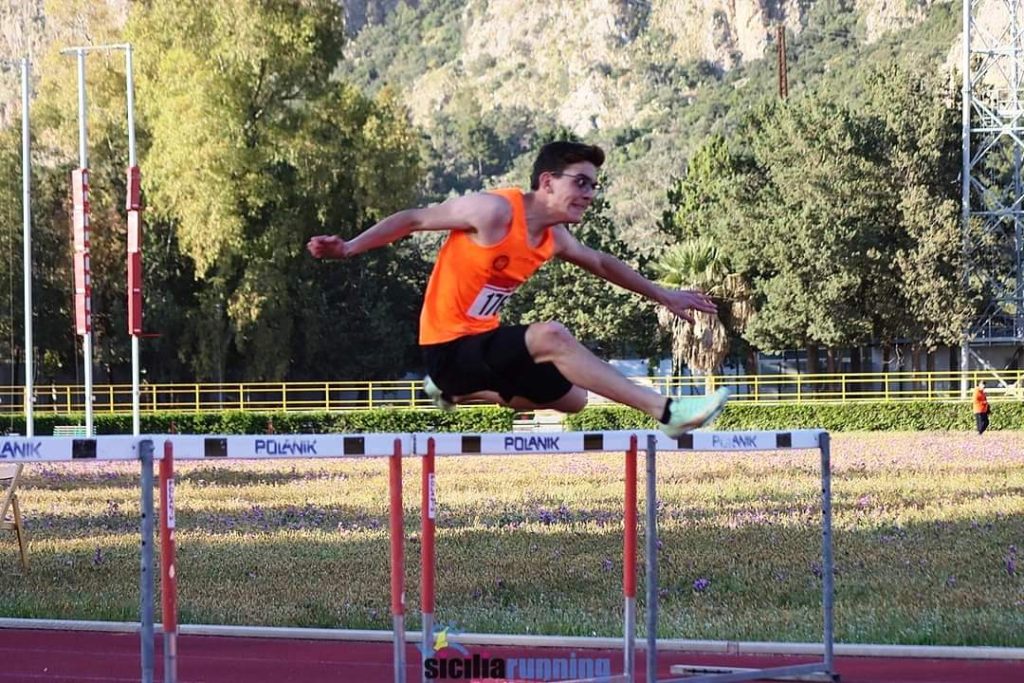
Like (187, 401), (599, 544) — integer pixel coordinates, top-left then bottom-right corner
(552, 226), (717, 324)
(307, 193), (510, 259)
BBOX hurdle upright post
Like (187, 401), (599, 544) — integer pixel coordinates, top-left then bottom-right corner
(160, 440), (178, 683)
(139, 439), (155, 683)
(623, 435), (638, 682)
(644, 434), (658, 683)
(420, 437), (436, 683)
(390, 439), (407, 683)
(820, 432), (835, 676)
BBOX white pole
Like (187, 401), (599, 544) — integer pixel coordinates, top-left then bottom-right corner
(75, 49), (94, 436)
(960, 0), (973, 399)
(126, 44), (140, 437)
(21, 58), (33, 437)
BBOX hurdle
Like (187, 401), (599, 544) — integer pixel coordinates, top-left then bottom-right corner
(155, 433), (413, 683)
(413, 429), (836, 683)
(417, 431), (644, 683)
(0, 433), (413, 683)
(649, 430), (836, 683)
(0, 436), (155, 678)
(0, 429), (836, 683)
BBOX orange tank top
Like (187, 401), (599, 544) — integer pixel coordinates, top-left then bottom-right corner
(972, 388), (989, 414)
(419, 188), (555, 345)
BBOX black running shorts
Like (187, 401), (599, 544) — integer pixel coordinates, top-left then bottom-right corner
(421, 325), (573, 405)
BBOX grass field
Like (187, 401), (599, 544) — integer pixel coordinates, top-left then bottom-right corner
(1, 432), (1021, 646)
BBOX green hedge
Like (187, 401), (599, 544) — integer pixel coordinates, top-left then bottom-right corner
(565, 400), (1024, 432)
(7, 407), (514, 436)
(9, 401), (1021, 435)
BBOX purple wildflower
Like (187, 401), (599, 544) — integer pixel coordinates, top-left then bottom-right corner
(693, 577), (710, 593)
(556, 504), (572, 523)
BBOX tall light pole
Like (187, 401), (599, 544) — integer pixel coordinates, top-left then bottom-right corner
(1, 55), (35, 436)
(21, 57), (33, 437)
(960, 0), (1024, 392)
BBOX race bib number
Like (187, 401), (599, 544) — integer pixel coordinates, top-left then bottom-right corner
(468, 284), (515, 318)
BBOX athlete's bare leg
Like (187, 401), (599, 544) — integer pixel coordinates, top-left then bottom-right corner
(439, 331), (728, 437)
(525, 321), (668, 420)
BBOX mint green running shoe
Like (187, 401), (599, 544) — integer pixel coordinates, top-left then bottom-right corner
(423, 375), (456, 411)
(659, 387), (732, 438)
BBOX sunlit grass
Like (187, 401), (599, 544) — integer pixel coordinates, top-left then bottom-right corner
(1, 432), (1022, 645)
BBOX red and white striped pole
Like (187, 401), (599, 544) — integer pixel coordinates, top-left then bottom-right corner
(623, 435), (638, 682)
(126, 162), (143, 431)
(70, 163), (92, 433)
(159, 440), (178, 683)
(389, 439), (406, 683)
(124, 43), (143, 437)
(420, 438), (436, 683)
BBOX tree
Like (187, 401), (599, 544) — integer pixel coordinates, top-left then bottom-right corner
(129, 0), (425, 379)
(860, 65), (971, 363)
(727, 95), (895, 372)
(653, 237), (753, 388)
(658, 136), (742, 242)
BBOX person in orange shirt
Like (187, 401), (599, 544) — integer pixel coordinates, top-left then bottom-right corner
(972, 383), (990, 435)
(308, 141), (730, 437)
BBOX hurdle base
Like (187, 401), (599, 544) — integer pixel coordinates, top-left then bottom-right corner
(666, 662), (838, 682)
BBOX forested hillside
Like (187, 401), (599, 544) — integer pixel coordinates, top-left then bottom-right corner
(343, 0), (960, 244)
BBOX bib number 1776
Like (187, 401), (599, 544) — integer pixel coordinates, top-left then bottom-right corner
(468, 284), (514, 318)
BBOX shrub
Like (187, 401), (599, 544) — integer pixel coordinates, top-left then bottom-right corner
(5, 407), (514, 436)
(565, 401), (1024, 432)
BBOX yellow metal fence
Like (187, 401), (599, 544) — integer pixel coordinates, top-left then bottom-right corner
(1, 370), (1021, 415)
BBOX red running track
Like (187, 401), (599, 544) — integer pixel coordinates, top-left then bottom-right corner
(0, 629), (1021, 682)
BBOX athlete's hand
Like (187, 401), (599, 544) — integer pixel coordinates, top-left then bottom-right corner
(661, 288), (718, 324)
(307, 235), (350, 259)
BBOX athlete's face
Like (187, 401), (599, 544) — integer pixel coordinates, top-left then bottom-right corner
(542, 162), (599, 223)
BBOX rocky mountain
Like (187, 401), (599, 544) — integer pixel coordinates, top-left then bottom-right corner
(344, 0), (949, 134)
(3, 0), (952, 130)
(0, 0), (976, 241)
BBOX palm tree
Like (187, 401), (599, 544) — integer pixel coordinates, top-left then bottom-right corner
(653, 237), (753, 393)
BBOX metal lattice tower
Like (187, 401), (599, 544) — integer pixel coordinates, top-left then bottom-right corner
(961, 0), (1024, 373)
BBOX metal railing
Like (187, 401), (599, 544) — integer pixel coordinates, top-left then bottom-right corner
(660, 369), (1024, 403)
(1, 370), (1021, 415)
